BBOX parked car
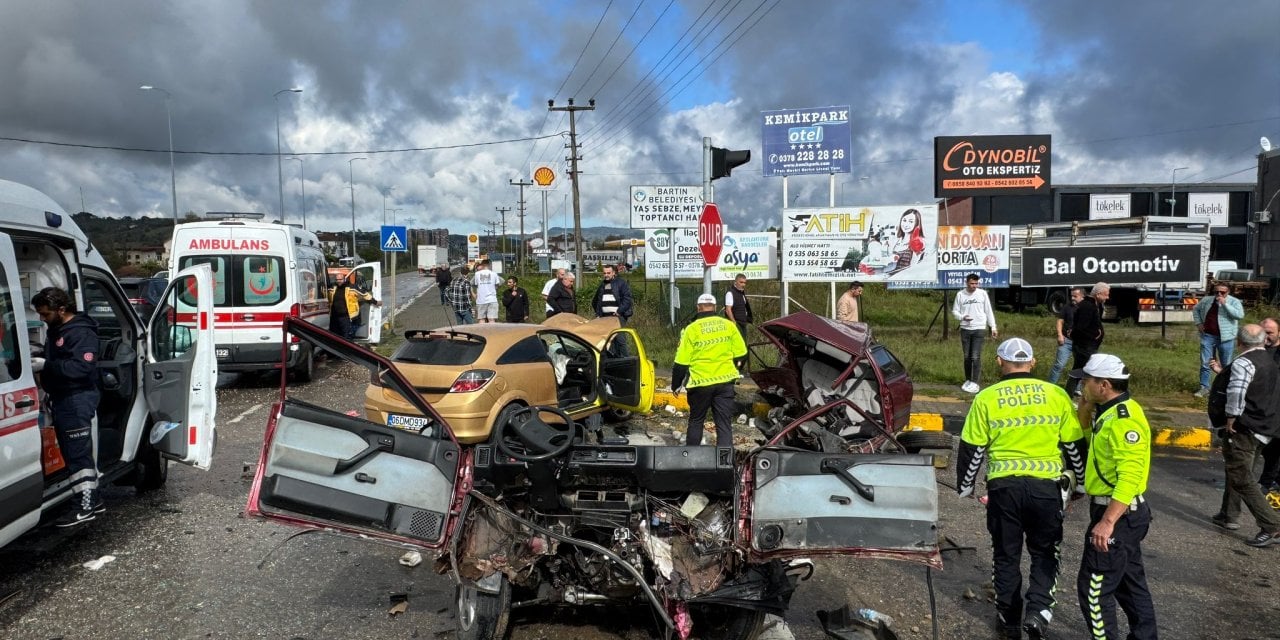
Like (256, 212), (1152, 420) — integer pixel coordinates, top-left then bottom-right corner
(246, 317), (940, 640)
(748, 312), (944, 453)
(117, 276), (168, 320)
(363, 313), (653, 442)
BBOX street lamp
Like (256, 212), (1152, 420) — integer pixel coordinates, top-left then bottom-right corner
(382, 186), (396, 226)
(348, 157), (367, 260)
(286, 157), (305, 229)
(388, 208), (404, 225)
(1168, 166), (1189, 215)
(139, 85), (178, 221)
(274, 87), (303, 222)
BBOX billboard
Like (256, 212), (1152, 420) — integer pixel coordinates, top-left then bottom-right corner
(643, 229), (778, 280)
(1089, 194), (1132, 220)
(1021, 244), (1203, 287)
(467, 233), (479, 261)
(761, 106), (852, 177)
(1187, 192), (1230, 227)
(629, 185), (707, 228)
(936, 225), (1011, 288)
(782, 205), (939, 286)
(933, 134), (1051, 197)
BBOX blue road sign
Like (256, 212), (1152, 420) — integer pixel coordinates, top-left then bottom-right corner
(380, 225), (407, 252)
(761, 106), (852, 177)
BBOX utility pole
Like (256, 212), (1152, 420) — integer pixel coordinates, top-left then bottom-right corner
(549, 98), (594, 275)
(510, 178), (532, 275)
(495, 206), (511, 264)
(487, 220), (499, 255)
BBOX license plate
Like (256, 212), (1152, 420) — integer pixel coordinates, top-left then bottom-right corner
(216, 348), (230, 359)
(386, 413), (435, 436)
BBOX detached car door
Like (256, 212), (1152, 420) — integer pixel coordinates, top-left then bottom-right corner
(247, 318), (462, 549)
(350, 262), (382, 344)
(0, 232), (42, 548)
(599, 328), (654, 414)
(145, 264), (218, 469)
(747, 449), (940, 565)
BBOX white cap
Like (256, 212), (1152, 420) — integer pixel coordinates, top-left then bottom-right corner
(995, 338), (1034, 362)
(1069, 353), (1130, 380)
(696, 293), (717, 305)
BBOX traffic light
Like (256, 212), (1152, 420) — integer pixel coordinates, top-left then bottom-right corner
(711, 146), (751, 180)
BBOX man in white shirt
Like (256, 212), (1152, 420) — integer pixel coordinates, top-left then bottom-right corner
(472, 259), (500, 323)
(951, 273), (998, 393)
(542, 268), (565, 315)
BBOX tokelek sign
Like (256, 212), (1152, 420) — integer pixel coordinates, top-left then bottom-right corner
(1021, 244), (1203, 287)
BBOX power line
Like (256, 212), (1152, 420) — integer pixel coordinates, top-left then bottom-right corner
(0, 132), (565, 157)
(584, 0), (678, 100)
(571, 0), (648, 98)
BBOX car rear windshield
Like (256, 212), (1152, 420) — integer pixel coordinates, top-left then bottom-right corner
(178, 255), (286, 307)
(393, 335), (485, 366)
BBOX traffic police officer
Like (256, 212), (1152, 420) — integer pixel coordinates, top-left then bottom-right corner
(1070, 354), (1158, 640)
(33, 287), (103, 527)
(957, 338), (1087, 639)
(671, 293), (747, 447)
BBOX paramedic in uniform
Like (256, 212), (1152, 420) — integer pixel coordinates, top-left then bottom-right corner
(671, 293), (747, 447)
(957, 338), (1086, 640)
(33, 287), (104, 527)
(1069, 354), (1158, 640)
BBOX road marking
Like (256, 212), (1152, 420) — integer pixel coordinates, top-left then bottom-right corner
(228, 403), (264, 424)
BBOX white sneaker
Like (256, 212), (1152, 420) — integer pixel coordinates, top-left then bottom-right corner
(961, 381), (979, 393)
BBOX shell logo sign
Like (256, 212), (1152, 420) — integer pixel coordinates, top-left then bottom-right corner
(467, 233), (480, 260)
(530, 162), (559, 190)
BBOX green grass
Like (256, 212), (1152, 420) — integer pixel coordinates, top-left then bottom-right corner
(601, 274), (1279, 398)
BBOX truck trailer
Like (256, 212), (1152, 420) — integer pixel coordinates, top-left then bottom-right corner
(416, 244), (449, 274)
(995, 216), (1211, 322)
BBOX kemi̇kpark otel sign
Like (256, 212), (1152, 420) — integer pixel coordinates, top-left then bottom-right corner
(933, 134), (1051, 198)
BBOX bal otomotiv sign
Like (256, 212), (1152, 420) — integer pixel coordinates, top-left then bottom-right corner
(1020, 244), (1203, 287)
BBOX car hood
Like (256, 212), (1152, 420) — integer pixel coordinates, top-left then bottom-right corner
(757, 312), (871, 357)
(541, 312), (621, 349)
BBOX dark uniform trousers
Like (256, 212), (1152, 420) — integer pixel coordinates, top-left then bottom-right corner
(51, 390), (100, 493)
(1077, 501), (1157, 640)
(985, 476), (1064, 626)
(686, 382), (735, 447)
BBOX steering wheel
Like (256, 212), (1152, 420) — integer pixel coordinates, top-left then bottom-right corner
(496, 405), (577, 462)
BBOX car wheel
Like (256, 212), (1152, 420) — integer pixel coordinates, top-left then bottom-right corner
(896, 430), (955, 453)
(1045, 289), (1069, 316)
(688, 604), (764, 640)
(134, 439), (169, 493)
(292, 345), (315, 383)
(602, 408), (632, 423)
(455, 576), (511, 640)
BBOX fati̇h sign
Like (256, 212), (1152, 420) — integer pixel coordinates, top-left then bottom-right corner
(1021, 244), (1202, 287)
(933, 134), (1051, 197)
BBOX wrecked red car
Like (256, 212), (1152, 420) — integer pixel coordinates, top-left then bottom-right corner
(246, 317), (940, 639)
(749, 313), (942, 454)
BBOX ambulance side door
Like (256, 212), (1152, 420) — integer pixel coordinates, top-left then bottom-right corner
(144, 264), (218, 469)
(350, 262), (381, 344)
(0, 232), (42, 548)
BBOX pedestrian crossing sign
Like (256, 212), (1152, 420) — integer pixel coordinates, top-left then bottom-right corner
(380, 225), (407, 252)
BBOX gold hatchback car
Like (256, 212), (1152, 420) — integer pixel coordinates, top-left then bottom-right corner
(364, 314), (655, 443)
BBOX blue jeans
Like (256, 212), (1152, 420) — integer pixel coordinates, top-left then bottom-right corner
(454, 308), (475, 325)
(1199, 333), (1233, 389)
(1048, 338), (1073, 383)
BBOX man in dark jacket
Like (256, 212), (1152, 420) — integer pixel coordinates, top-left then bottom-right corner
(1214, 323), (1280, 547)
(33, 287), (103, 527)
(547, 272), (577, 317)
(591, 264), (633, 325)
(501, 276), (530, 323)
(434, 265), (452, 305)
(1066, 282), (1109, 397)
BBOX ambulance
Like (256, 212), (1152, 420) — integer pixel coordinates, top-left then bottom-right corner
(0, 178), (217, 549)
(168, 214), (381, 382)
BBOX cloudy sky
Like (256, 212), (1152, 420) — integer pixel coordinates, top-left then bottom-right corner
(1, 0), (1276, 238)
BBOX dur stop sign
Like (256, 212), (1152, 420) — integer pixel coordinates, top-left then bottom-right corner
(698, 202), (723, 266)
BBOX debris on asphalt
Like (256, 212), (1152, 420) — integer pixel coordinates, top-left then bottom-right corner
(963, 587), (976, 600)
(399, 551), (423, 567)
(816, 604), (900, 640)
(388, 593), (409, 616)
(82, 555), (117, 571)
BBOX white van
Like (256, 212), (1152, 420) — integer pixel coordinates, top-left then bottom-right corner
(169, 215), (381, 381)
(0, 178), (217, 549)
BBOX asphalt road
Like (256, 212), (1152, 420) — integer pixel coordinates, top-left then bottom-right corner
(3, 288), (1279, 639)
